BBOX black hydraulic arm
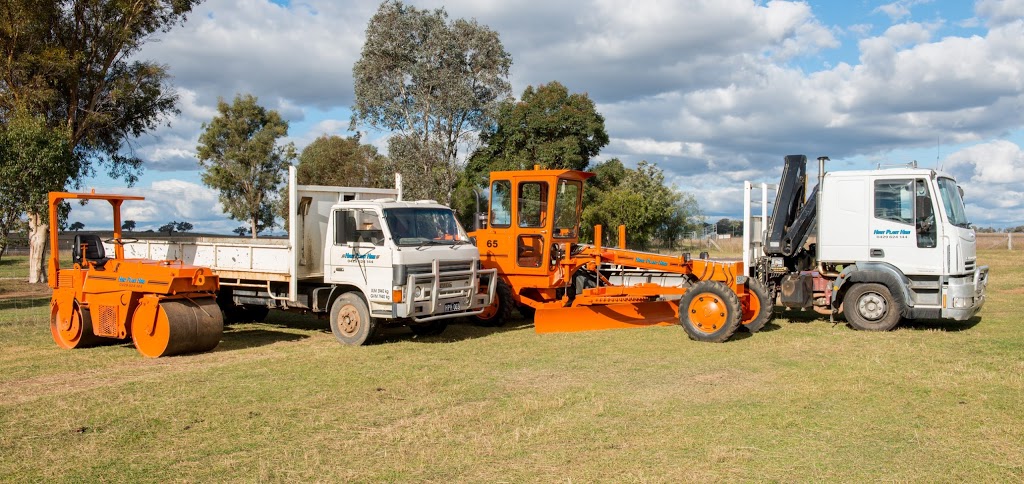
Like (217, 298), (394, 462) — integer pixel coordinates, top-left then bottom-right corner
(765, 155), (818, 257)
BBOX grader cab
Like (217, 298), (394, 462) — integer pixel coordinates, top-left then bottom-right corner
(469, 167), (771, 342)
(47, 191), (223, 357)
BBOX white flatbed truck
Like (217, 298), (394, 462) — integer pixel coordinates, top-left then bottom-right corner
(111, 167), (497, 345)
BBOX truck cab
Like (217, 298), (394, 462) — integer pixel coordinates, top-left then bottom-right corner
(744, 155), (988, 331)
(325, 200), (495, 324)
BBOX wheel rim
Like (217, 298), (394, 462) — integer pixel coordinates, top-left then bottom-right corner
(338, 304), (361, 337)
(857, 292), (888, 321)
(51, 304), (86, 348)
(477, 299), (498, 320)
(687, 292), (729, 334)
(741, 288), (762, 324)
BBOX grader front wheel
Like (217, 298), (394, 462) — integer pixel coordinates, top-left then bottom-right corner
(679, 280), (743, 343)
(50, 301), (101, 349)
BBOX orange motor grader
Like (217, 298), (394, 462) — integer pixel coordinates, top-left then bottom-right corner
(469, 167), (771, 342)
(47, 191), (223, 357)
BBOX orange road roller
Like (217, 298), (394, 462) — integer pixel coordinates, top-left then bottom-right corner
(46, 190), (223, 357)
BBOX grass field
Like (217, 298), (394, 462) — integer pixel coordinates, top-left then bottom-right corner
(1, 251), (1022, 481)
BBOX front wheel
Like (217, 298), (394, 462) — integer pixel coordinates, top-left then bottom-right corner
(843, 283), (900, 331)
(330, 293), (377, 346)
(471, 279), (513, 327)
(679, 280), (743, 343)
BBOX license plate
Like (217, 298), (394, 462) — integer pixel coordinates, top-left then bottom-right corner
(443, 301), (461, 312)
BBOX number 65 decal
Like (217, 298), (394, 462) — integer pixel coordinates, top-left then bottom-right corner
(485, 240), (499, 248)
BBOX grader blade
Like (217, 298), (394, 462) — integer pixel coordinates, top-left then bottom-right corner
(533, 300), (680, 333)
(131, 297), (223, 358)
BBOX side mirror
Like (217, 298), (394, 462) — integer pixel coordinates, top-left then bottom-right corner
(469, 236), (478, 246)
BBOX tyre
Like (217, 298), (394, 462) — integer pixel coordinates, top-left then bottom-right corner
(740, 279), (773, 333)
(329, 292), (377, 346)
(678, 280), (743, 343)
(471, 279), (513, 327)
(843, 283), (901, 331)
(409, 320), (447, 337)
(240, 305), (270, 323)
(517, 304), (536, 320)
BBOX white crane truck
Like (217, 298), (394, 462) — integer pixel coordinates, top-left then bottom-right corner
(110, 167), (497, 345)
(742, 155), (988, 330)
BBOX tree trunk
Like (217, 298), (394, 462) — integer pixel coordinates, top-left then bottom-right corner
(27, 211), (48, 284)
(251, 217), (258, 239)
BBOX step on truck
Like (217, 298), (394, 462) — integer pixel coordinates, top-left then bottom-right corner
(111, 167), (497, 345)
(742, 155), (988, 330)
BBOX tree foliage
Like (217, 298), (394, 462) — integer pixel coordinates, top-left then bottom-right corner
(581, 160), (695, 250)
(295, 134), (390, 187)
(175, 221), (193, 233)
(69, 221), (84, 232)
(121, 220), (136, 232)
(197, 94), (295, 238)
(351, 0), (512, 204)
(468, 81), (608, 176)
(0, 110), (75, 260)
(0, 0), (200, 281)
(158, 221), (176, 236)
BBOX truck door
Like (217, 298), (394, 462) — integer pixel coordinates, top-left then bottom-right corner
(869, 178), (942, 275)
(328, 209), (393, 303)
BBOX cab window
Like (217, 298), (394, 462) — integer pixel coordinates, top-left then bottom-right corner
(489, 180), (511, 228)
(553, 179), (582, 238)
(335, 210), (384, 246)
(518, 182), (548, 228)
(874, 180), (913, 225)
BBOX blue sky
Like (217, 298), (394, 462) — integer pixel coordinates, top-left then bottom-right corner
(74, 0), (1024, 232)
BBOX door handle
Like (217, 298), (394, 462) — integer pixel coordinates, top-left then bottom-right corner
(870, 249), (884, 257)
(335, 267), (345, 271)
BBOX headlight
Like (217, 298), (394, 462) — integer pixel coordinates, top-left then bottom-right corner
(414, 286), (423, 299)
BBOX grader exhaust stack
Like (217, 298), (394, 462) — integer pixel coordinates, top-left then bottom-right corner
(468, 167), (771, 342)
(47, 191), (223, 357)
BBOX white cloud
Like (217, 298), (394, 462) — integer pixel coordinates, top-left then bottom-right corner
(103, 0), (1022, 230)
(975, 0), (1024, 27)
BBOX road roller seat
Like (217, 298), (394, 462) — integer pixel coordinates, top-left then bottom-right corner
(73, 234), (109, 269)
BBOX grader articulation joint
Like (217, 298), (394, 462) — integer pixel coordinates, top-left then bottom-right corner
(469, 167), (771, 342)
(47, 191), (223, 358)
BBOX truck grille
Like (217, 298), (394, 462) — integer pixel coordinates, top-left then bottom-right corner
(404, 260), (474, 275)
(964, 258), (976, 272)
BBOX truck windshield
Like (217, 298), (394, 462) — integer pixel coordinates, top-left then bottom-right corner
(383, 208), (468, 246)
(937, 178), (970, 228)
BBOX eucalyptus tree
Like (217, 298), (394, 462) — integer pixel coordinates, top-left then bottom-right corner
(351, 0), (512, 204)
(0, 0), (201, 282)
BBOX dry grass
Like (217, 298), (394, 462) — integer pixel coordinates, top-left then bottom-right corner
(0, 251), (1021, 481)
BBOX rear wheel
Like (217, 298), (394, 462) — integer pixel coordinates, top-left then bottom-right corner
(50, 301), (102, 349)
(843, 283), (900, 331)
(679, 280), (742, 343)
(740, 279), (773, 333)
(330, 293), (377, 346)
(471, 279), (513, 327)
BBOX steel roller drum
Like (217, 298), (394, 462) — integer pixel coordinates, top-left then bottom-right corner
(132, 296), (224, 358)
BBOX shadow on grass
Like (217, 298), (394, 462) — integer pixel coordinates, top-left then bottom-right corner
(901, 316), (982, 332)
(216, 327), (310, 351)
(376, 319), (534, 345)
(773, 307), (983, 333)
(0, 296), (49, 312)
